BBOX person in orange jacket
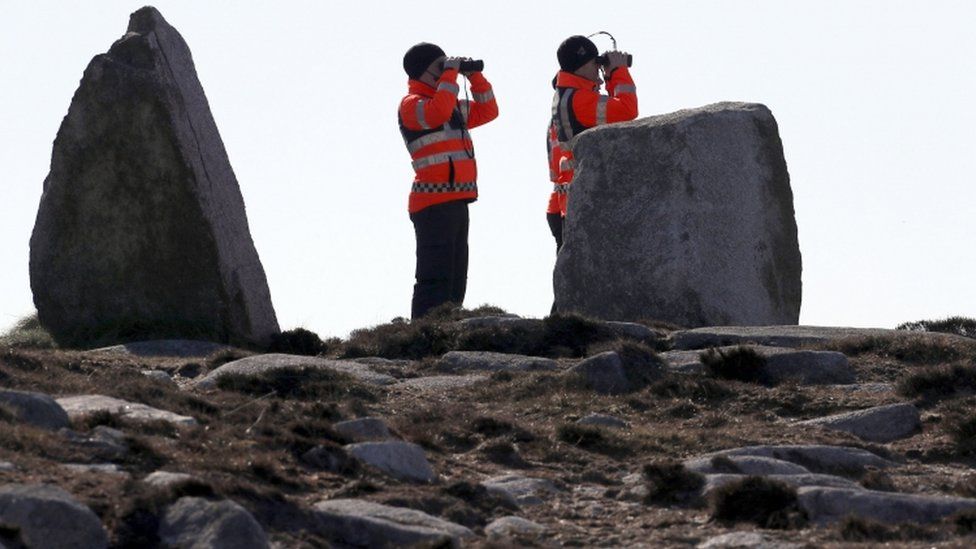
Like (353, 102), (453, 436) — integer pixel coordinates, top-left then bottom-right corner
(545, 76), (566, 253)
(551, 35), (638, 219)
(398, 43), (498, 319)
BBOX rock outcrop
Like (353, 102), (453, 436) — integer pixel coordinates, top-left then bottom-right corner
(29, 6), (278, 347)
(554, 102), (801, 327)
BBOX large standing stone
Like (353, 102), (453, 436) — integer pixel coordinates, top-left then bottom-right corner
(29, 7), (278, 347)
(554, 103), (801, 327)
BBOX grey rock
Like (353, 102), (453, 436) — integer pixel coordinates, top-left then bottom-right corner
(554, 103), (801, 327)
(485, 516), (547, 539)
(438, 351), (558, 373)
(666, 345), (854, 385)
(159, 496), (269, 549)
(29, 6), (278, 347)
(313, 498), (474, 548)
(0, 483), (108, 549)
(576, 413), (629, 429)
(482, 474), (561, 506)
(301, 445), (358, 474)
(90, 340), (231, 358)
(0, 389), (70, 430)
(702, 445), (893, 474)
(455, 315), (538, 330)
(141, 369), (177, 386)
(702, 473), (861, 496)
(194, 353), (396, 389)
(602, 321), (665, 342)
(56, 394), (197, 426)
(347, 356), (415, 369)
(60, 426), (129, 459)
(344, 441), (436, 482)
(0, 463), (15, 472)
(697, 532), (802, 549)
(567, 351), (631, 395)
(394, 375), (489, 391)
(62, 463), (128, 477)
(798, 403), (921, 443)
(143, 471), (197, 488)
(798, 486), (976, 525)
(335, 417), (393, 442)
(671, 325), (975, 350)
(830, 382), (895, 394)
(684, 455), (811, 476)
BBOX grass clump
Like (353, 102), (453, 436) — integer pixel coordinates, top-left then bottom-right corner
(947, 412), (976, 455)
(898, 316), (976, 339)
(588, 341), (665, 390)
(216, 367), (376, 402)
(831, 334), (971, 364)
(838, 515), (934, 542)
(650, 375), (732, 402)
(897, 363), (976, 402)
(709, 476), (805, 529)
(701, 346), (770, 385)
(556, 423), (629, 456)
(641, 461), (704, 506)
(267, 328), (336, 356)
(0, 314), (57, 350)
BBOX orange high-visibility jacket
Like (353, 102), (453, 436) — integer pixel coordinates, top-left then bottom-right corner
(398, 68), (499, 213)
(552, 67), (638, 215)
(546, 122), (564, 214)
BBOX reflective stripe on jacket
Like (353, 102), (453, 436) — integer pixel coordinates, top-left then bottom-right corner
(399, 69), (498, 213)
(546, 122), (564, 214)
(551, 67), (638, 215)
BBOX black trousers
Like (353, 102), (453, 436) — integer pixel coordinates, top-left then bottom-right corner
(546, 212), (564, 252)
(410, 200), (469, 319)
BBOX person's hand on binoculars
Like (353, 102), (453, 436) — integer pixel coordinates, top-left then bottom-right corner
(458, 57), (477, 77)
(443, 57), (464, 71)
(605, 51), (629, 71)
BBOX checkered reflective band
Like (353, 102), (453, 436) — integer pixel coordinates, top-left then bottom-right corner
(553, 183), (570, 194)
(411, 182), (478, 193)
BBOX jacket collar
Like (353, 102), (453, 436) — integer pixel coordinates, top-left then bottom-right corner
(408, 79), (437, 97)
(556, 70), (600, 91)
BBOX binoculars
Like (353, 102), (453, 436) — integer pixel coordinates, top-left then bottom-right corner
(458, 59), (484, 72)
(596, 52), (633, 68)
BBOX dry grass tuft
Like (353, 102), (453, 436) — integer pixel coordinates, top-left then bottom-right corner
(709, 476), (805, 529)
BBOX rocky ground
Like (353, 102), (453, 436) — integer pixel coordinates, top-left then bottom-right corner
(2, 309), (976, 548)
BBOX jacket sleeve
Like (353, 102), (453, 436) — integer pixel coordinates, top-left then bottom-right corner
(461, 72), (499, 129)
(571, 67), (638, 127)
(398, 69), (462, 130)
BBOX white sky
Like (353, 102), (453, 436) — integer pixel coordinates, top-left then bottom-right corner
(2, 1), (974, 338)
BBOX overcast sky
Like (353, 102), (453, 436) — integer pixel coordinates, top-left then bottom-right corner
(2, 1), (974, 338)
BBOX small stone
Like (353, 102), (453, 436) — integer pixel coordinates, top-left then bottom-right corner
(0, 463), (15, 472)
(56, 395), (197, 426)
(344, 441), (436, 483)
(0, 483), (109, 549)
(697, 531), (802, 549)
(60, 426), (129, 459)
(602, 321), (664, 342)
(394, 375), (489, 391)
(485, 516), (547, 539)
(141, 370), (177, 386)
(567, 352), (631, 395)
(335, 417), (393, 442)
(62, 463), (128, 477)
(301, 445), (358, 474)
(159, 497), (269, 549)
(438, 351), (558, 373)
(798, 403), (921, 443)
(481, 475), (561, 506)
(576, 413), (629, 429)
(0, 389), (70, 430)
(313, 498), (474, 547)
(143, 471), (197, 488)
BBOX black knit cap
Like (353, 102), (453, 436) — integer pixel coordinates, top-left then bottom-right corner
(403, 42), (446, 79)
(557, 35), (598, 72)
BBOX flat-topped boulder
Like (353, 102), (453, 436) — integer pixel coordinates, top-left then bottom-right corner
(554, 102), (801, 327)
(344, 441), (436, 483)
(89, 340), (231, 358)
(313, 498), (474, 548)
(194, 354), (397, 389)
(671, 325), (975, 350)
(663, 345), (854, 385)
(56, 394), (197, 426)
(797, 403), (921, 443)
(438, 351), (558, 373)
(29, 6), (278, 347)
(699, 445), (893, 474)
(702, 473), (860, 496)
(482, 474), (562, 506)
(798, 486), (976, 525)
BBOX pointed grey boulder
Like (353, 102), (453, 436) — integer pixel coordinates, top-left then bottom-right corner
(29, 7), (278, 347)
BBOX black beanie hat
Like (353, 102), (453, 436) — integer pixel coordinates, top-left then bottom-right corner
(557, 35), (598, 72)
(403, 42), (446, 79)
